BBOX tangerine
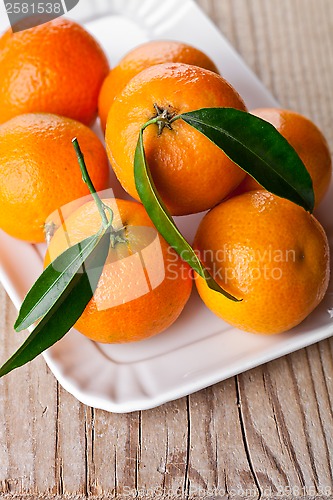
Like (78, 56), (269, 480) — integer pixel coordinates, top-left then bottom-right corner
(106, 63), (247, 216)
(194, 191), (330, 334)
(0, 113), (110, 243)
(0, 18), (109, 125)
(98, 40), (219, 131)
(45, 199), (193, 343)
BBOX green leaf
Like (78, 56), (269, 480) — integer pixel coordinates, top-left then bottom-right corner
(134, 129), (240, 302)
(180, 108), (315, 212)
(15, 232), (103, 332)
(0, 231), (110, 378)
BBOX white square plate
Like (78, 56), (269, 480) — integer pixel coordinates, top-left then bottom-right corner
(0, 0), (332, 412)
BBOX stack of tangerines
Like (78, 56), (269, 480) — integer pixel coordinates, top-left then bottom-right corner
(0, 19), (331, 342)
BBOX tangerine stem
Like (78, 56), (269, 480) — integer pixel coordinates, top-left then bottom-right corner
(170, 115), (182, 124)
(141, 110), (181, 135)
(72, 138), (110, 229)
(141, 116), (160, 131)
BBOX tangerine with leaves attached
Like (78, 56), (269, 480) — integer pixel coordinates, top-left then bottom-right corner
(45, 199), (193, 343)
(106, 63), (247, 216)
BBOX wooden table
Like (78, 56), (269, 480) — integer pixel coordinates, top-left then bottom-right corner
(1, 1), (332, 498)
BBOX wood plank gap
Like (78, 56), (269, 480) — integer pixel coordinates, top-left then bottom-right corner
(91, 408), (95, 467)
(215, 432), (222, 493)
(135, 411), (142, 492)
(183, 395), (191, 499)
(161, 427), (169, 493)
(235, 375), (261, 499)
(84, 408), (89, 497)
(54, 383), (63, 496)
(113, 440), (117, 497)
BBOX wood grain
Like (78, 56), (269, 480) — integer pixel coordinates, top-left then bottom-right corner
(0, 1), (332, 498)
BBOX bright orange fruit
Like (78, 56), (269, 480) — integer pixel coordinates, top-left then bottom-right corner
(0, 113), (110, 243)
(106, 63), (247, 216)
(194, 191), (330, 335)
(45, 199), (193, 343)
(0, 18), (109, 125)
(98, 40), (219, 131)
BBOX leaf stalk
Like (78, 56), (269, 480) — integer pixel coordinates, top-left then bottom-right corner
(72, 138), (110, 229)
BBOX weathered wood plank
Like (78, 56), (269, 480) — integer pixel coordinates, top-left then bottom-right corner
(187, 381), (259, 498)
(236, 350), (333, 497)
(55, 386), (87, 495)
(0, 291), (58, 497)
(90, 410), (141, 496)
(138, 399), (188, 497)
